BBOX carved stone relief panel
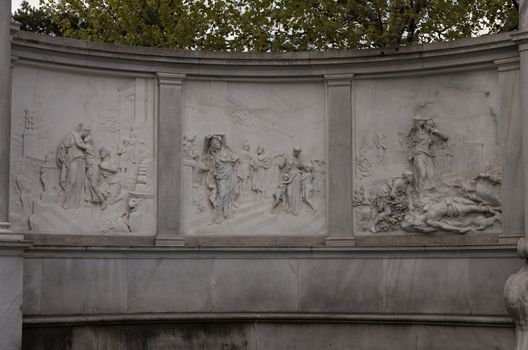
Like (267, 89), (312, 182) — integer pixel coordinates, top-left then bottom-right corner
(9, 66), (156, 235)
(182, 80), (326, 235)
(353, 70), (501, 242)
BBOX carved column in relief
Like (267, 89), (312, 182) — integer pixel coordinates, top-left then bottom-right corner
(324, 74), (355, 245)
(0, 1), (14, 235)
(505, 2), (528, 349)
(155, 73), (186, 246)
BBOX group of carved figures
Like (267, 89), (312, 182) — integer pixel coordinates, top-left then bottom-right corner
(355, 116), (502, 235)
(56, 123), (144, 215)
(184, 134), (322, 224)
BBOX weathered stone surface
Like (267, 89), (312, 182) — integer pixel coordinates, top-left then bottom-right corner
(127, 258), (213, 313)
(22, 322), (514, 350)
(211, 258), (298, 312)
(39, 258), (127, 315)
(0, 242), (27, 350)
(3, 21), (528, 350)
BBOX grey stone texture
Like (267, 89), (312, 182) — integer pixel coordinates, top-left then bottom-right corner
(0, 242), (29, 350)
(23, 248), (518, 317)
(21, 247), (519, 349)
(3, 18), (528, 350)
(22, 323), (514, 350)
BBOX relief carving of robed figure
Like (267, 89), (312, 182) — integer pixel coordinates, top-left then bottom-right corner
(200, 134), (239, 224)
(57, 123), (91, 209)
(406, 116), (448, 195)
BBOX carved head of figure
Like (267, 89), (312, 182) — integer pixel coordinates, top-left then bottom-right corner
(184, 134), (196, 143)
(243, 141), (250, 152)
(128, 197), (140, 212)
(77, 123), (91, 137)
(423, 119), (435, 132)
(402, 170), (414, 183)
(210, 136), (222, 152)
(99, 146), (111, 159)
(293, 146), (302, 158)
(257, 146), (264, 155)
(412, 116), (425, 128)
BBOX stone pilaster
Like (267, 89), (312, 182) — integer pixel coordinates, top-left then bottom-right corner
(324, 74), (355, 246)
(0, 0), (12, 234)
(494, 58), (524, 244)
(155, 73), (186, 246)
(504, 2), (528, 348)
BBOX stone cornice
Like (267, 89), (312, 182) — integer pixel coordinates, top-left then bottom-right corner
(11, 31), (519, 78)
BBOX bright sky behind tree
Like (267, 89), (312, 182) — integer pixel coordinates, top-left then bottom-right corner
(12, 0), (39, 11)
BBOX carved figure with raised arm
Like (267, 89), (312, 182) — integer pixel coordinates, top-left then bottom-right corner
(407, 117), (448, 195)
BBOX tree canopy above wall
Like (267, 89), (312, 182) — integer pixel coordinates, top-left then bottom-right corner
(12, 0), (519, 52)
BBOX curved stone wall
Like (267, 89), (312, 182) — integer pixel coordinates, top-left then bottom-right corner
(9, 30), (523, 247)
(4, 29), (525, 350)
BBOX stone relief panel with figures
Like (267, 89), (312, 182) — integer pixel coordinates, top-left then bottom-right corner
(10, 66), (156, 235)
(353, 71), (502, 240)
(182, 81), (326, 235)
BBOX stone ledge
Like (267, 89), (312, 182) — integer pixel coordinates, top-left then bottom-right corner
(22, 312), (514, 327)
(22, 244), (518, 259)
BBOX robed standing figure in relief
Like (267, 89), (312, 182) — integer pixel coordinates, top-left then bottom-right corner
(406, 117), (448, 195)
(57, 123), (91, 209)
(200, 134), (239, 224)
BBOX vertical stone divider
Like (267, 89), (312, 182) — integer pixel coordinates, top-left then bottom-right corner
(324, 74), (355, 246)
(0, 5), (29, 350)
(495, 58), (524, 244)
(155, 73), (186, 246)
(504, 2), (528, 349)
(0, 0), (12, 235)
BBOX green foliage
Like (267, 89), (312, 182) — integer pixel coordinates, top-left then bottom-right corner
(13, 0), (519, 51)
(12, 0), (62, 35)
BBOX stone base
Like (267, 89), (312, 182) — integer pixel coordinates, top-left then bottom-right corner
(155, 235), (185, 246)
(355, 232), (498, 246)
(499, 233), (524, 245)
(0, 221), (11, 233)
(185, 234), (326, 246)
(325, 236), (356, 246)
